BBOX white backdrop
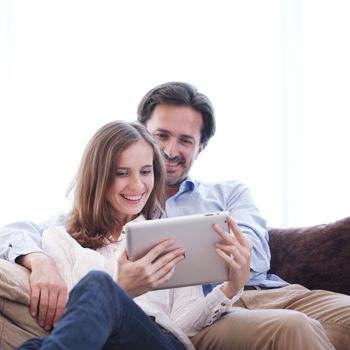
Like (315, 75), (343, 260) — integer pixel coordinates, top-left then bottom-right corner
(0, 0), (349, 228)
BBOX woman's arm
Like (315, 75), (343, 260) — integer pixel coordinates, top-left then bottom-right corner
(170, 284), (242, 336)
(42, 226), (116, 291)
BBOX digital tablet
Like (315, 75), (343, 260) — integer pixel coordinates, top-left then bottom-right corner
(124, 211), (231, 289)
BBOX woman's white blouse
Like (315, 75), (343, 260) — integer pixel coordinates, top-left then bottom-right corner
(42, 224), (242, 350)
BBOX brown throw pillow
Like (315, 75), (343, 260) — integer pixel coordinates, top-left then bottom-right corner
(268, 216), (350, 295)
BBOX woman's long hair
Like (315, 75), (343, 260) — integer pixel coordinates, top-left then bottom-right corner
(65, 120), (166, 249)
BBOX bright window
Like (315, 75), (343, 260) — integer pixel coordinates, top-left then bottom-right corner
(0, 0), (349, 228)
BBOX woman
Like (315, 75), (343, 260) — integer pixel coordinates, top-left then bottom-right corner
(17, 120), (251, 350)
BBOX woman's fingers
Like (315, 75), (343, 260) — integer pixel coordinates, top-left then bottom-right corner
(212, 223), (233, 245)
(140, 239), (185, 275)
(213, 216), (252, 277)
(215, 247), (240, 267)
(148, 249), (185, 287)
(152, 247), (185, 269)
(213, 216), (252, 249)
(226, 216), (251, 248)
(123, 241), (184, 291)
(152, 252), (185, 280)
(140, 239), (176, 263)
(216, 243), (240, 261)
(156, 264), (177, 285)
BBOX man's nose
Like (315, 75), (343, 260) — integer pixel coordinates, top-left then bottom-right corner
(162, 139), (179, 159)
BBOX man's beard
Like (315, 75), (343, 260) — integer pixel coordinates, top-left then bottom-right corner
(166, 176), (183, 188)
(165, 166), (190, 188)
(163, 153), (187, 187)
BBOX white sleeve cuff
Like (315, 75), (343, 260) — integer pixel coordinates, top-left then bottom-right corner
(204, 285), (243, 326)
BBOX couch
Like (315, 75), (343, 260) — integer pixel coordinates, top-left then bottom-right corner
(1, 216), (350, 349)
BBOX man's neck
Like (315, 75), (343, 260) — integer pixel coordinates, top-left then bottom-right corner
(165, 185), (180, 199)
(165, 177), (190, 199)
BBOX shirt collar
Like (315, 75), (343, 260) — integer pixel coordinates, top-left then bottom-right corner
(177, 177), (196, 194)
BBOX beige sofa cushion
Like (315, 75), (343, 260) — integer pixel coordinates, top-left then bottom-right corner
(0, 259), (48, 349)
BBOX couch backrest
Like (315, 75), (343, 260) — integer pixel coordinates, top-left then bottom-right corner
(268, 216), (350, 295)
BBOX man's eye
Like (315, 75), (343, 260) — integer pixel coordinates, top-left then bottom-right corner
(181, 138), (193, 145)
(154, 133), (167, 140)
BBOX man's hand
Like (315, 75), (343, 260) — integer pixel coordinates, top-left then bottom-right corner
(213, 216), (252, 298)
(18, 252), (68, 330)
(117, 239), (185, 297)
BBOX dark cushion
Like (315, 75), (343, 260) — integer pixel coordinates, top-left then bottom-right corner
(268, 216), (350, 295)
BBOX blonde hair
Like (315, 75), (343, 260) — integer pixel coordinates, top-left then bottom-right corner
(66, 120), (165, 249)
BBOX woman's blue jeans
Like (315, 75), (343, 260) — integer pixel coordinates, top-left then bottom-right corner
(17, 271), (186, 350)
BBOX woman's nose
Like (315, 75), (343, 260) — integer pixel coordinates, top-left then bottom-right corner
(128, 174), (145, 191)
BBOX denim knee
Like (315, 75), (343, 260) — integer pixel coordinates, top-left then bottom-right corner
(83, 270), (115, 289)
(71, 270), (120, 303)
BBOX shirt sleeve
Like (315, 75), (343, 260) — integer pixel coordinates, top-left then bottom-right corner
(170, 284), (242, 337)
(226, 183), (271, 277)
(42, 226), (116, 291)
(0, 213), (66, 263)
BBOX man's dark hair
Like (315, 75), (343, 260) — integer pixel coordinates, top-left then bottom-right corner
(137, 82), (216, 146)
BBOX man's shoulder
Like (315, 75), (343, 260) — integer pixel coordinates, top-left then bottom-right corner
(1, 212), (67, 232)
(194, 179), (248, 192)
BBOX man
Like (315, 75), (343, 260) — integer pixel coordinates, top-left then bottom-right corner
(1, 82), (349, 349)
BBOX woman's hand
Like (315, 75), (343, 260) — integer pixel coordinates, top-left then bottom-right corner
(213, 216), (252, 298)
(117, 239), (185, 297)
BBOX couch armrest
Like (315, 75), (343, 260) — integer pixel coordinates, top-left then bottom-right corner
(0, 259), (48, 348)
(268, 217), (350, 295)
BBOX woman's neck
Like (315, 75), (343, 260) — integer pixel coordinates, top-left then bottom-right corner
(111, 213), (138, 239)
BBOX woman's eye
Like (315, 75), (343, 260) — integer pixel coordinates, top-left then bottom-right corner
(141, 170), (152, 176)
(115, 172), (128, 177)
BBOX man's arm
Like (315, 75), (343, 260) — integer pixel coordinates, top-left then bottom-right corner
(226, 184), (271, 279)
(0, 213), (68, 330)
(18, 252), (68, 330)
(0, 213), (66, 262)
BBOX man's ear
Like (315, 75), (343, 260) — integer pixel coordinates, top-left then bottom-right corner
(195, 143), (205, 159)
